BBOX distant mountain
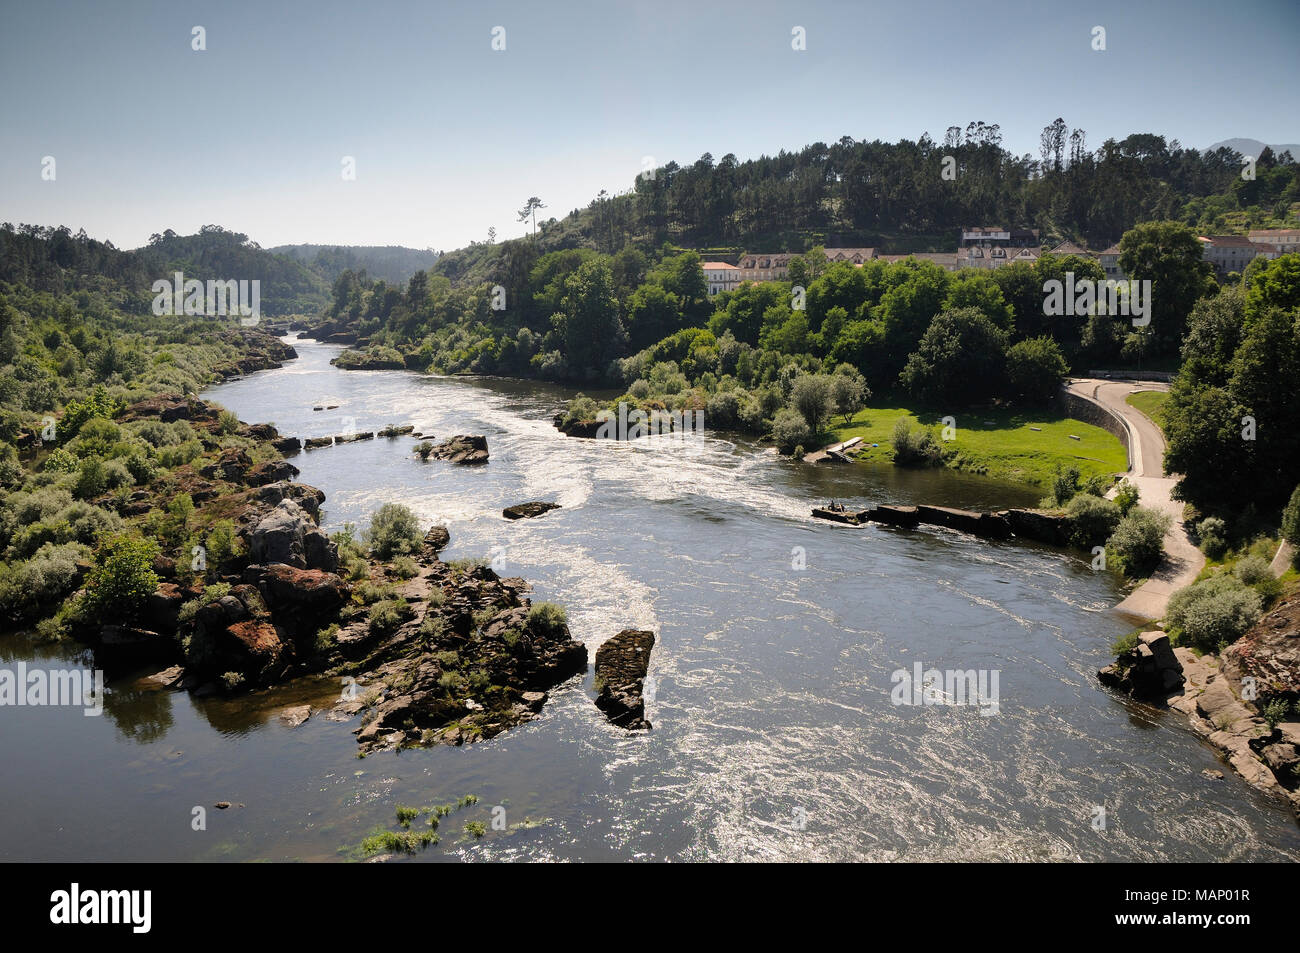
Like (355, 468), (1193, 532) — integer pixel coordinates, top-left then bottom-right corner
(1206, 138), (1300, 159)
(270, 244), (438, 285)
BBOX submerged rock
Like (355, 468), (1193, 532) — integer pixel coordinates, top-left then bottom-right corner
(503, 501), (560, 520)
(594, 629), (656, 730)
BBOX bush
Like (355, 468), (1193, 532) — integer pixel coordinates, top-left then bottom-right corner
(892, 419), (942, 467)
(0, 541), (88, 621)
(771, 408), (811, 455)
(1065, 493), (1122, 548)
(1197, 516), (1228, 560)
(42, 448), (79, 474)
(81, 533), (160, 622)
(1049, 466), (1082, 507)
(391, 555), (418, 580)
(365, 502), (423, 560)
(1113, 479), (1140, 516)
(1107, 506), (1172, 577)
(1234, 555), (1273, 587)
(527, 601), (567, 637)
(1167, 574), (1263, 653)
(368, 598), (414, 634)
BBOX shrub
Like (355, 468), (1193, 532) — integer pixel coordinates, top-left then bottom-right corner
(0, 541), (88, 621)
(391, 555), (418, 579)
(1113, 479), (1140, 516)
(73, 458), (107, 499)
(217, 410), (240, 435)
(892, 419), (942, 467)
(368, 598), (413, 634)
(771, 408), (811, 455)
(1107, 506), (1172, 577)
(1197, 516), (1228, 560)
(1234, 555), (1272, 587)
(1166, 574), (1262, 653)
(1066, 493), (1122, 549)
(177, 582), (233, 626)
(1050, 466), (1082, 507)
(81, 533), (160, 622)
(527, 601), (567, 637)
(205, 520), (243, 573)
(101, 459), (134, 490)
(42, 448), (79, 474)
(364, 502), (423, 560)
(413, 441), (435, 460)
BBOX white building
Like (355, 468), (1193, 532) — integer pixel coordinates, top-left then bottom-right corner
(701, 261), (741, 295)
(1248, 229), (1300, 253)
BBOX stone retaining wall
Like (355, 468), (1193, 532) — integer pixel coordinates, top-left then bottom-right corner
(1061, 388), (1132, 472)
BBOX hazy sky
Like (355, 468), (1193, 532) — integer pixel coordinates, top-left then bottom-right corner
(1, 0), (1296, 251)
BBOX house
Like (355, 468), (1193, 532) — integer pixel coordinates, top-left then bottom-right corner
(701, 261), (740, 295)
(953, 244), (1039, 270)
(1247, 229), (1300, 253)
(822, 247), (877, 265)
(1198, 235), (1265, 277)
(1097, 244), (1125, 280)
(1049, 241), (1090, 257)
(736, 253), (796, 282)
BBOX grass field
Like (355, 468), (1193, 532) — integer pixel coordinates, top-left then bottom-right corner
(825, 405), (1129, 489)
(1125, 389), (1170, 427)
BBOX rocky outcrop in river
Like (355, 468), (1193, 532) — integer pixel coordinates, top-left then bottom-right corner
(594, 629), (655, 730)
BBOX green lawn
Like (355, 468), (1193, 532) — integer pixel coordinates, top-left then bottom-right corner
(1125, 390), (1169, 427)
(825, 405), (1129, 489)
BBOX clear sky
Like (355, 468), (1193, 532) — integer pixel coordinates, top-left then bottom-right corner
(1, 0), (1296, 252)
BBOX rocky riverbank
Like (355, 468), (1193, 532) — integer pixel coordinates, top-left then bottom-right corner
(1099, 592), (1300, 813)
(57, 394), (584, 753)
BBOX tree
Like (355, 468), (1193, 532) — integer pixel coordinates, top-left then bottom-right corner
(517, 197), (547, 240)
(899, 307), (1008, 405)
(553, 259), (626, 381)
(1005, 336), (1069, 404)
(790, 373), (835, 435)
(82, 533), (160, 622)
(771, 407), (811, 454)
(830, 363), (869, 424)
(1117, 221), (1214, 351)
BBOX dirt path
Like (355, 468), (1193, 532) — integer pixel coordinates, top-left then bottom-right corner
(1067, 378), (1205, 620)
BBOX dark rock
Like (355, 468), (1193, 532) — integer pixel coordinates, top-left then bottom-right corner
(246, 460), (300, 486)
(1099, 631), (1185, 700)
(272, 436), (301, 455)
(145, 582), (185, 632)
(248, 499), (338, 572)
(594, 629), (655, 730)
(421, 525), (451, 559)
(245, 564), (348, 617)
(199, 448), (253, 482)
(426, 434), (489, 464)
(1222, 591), (1300, 701)
(335, 431), (375, 443)
(503, 501), (561, 520)
(914, 505), (1012, 539)
(304, 437), (333, 450)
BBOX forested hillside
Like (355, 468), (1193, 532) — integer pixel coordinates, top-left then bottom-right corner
(429, 124), (1299, 288)
(270, 243), (438, 285)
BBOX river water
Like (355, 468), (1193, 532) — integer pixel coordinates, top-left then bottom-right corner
(2, 337), (1297, 862)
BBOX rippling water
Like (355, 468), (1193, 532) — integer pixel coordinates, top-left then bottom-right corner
(2, 338), (1296, 862)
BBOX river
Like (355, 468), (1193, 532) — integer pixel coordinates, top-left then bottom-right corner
(2, 337), (1297, 861)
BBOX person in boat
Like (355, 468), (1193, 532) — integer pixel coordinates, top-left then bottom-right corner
(829, 500), (844, 512)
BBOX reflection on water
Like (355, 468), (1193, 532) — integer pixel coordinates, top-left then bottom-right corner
(1, 338), (1297, 862)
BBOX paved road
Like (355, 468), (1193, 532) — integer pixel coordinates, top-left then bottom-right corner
(1067, 378), (1205, 620)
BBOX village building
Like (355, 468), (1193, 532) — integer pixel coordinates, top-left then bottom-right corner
(701, 261), (740, 295)
(1247, 228), (1300, 252)
(1198, 234), (1267, 277)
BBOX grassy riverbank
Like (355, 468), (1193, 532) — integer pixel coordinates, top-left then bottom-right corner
(826, 405), (1129, 489)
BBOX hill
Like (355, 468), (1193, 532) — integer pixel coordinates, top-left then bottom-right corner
(269, 244), (438, 285)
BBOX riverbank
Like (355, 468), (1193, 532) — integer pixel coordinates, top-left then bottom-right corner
(824, 403), (1128, 489)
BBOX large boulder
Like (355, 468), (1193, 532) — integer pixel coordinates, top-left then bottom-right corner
(1222, 591), (1300, 700)
(248, 499), (337, 572)
(245, 564), (348, 617)
(427, 434), (489, 464)
(246, 460), (300, 486)
(199, 448), (253, 482)
(594, 629), (655, 730)
(1099, 631), (1185, 700)
(504, 501), (560, 520)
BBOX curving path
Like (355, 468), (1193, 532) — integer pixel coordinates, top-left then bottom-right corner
(1066, 378), (1205, 620)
